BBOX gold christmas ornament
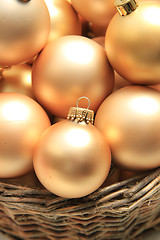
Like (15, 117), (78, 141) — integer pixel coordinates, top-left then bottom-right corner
(44, 0), (81, 42)
(0, 64), (34, 99)
(106, 0), (160, 85)
(0, 0), (50, 66)
(32, 35), (114, 118)
(0, 93), (51, 178)
(71, 0), (116, 27)
(95, 86), (160, 171)
(34, 97), (111, 198)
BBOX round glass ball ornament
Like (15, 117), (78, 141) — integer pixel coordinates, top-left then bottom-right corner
(34, 98), (111, 198)
(95, 86), (160, 171)
(0, 93), (51, 178)
(32, 35), (114, 118)
(105, 0), (160, 85)
(0, 0), (50, 66)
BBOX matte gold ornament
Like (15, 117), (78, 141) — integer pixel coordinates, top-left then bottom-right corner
(44, 0), (81, 42)
(106, 0), (160, 85)
(32, 35), (114, 118)
(0, 0), (50, 66)
(95, 86), (160, 171)
(34, 97), (111, 198)
(0, 93), (51, 178)
(0, 64), (34, 99)
(71, 0), (116, 27)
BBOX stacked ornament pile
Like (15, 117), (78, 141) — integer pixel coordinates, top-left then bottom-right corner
(0, 0), (159, 199)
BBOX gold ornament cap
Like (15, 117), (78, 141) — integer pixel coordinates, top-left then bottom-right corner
(115, 0), (138, 16)
(67, 97), (94, 124)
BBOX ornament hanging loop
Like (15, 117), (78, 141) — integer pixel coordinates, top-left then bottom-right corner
(67, 97), (94, 124)
(76, 96), (90, 109)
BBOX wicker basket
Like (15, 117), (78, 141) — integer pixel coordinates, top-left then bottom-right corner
(0, 167), (159, 240)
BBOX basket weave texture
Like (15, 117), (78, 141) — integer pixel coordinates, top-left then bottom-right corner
(0, 168), (160, 240)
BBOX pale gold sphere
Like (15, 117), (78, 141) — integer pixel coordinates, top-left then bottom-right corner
(106, 1), (160, 85)
(71, 0), (116, 27)
(0, 93), (51, 178)
(0, 0), (50, 66)
(32, 35), (114, 118)
(44, 0), (81, 42)
(95, 86), (160, 171)
(0, 64), (34, 99)
(34, 120), (111, 198)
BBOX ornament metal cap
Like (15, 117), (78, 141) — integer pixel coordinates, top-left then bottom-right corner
(67, 97), (94, 124)
(115, 0), (138, 16)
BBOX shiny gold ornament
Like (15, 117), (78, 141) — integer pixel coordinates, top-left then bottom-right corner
(95, 86), (160, 171)
(0, 93), (51, 178)
(44, 0), (81, 42)
(71, 0), (116, 27)
(0, 0), (50, 66)
(32, 35), (114, 118)
(34, 98), (111, 198)
(0, 64), (34, 99)
(106, 0), (160, 85)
